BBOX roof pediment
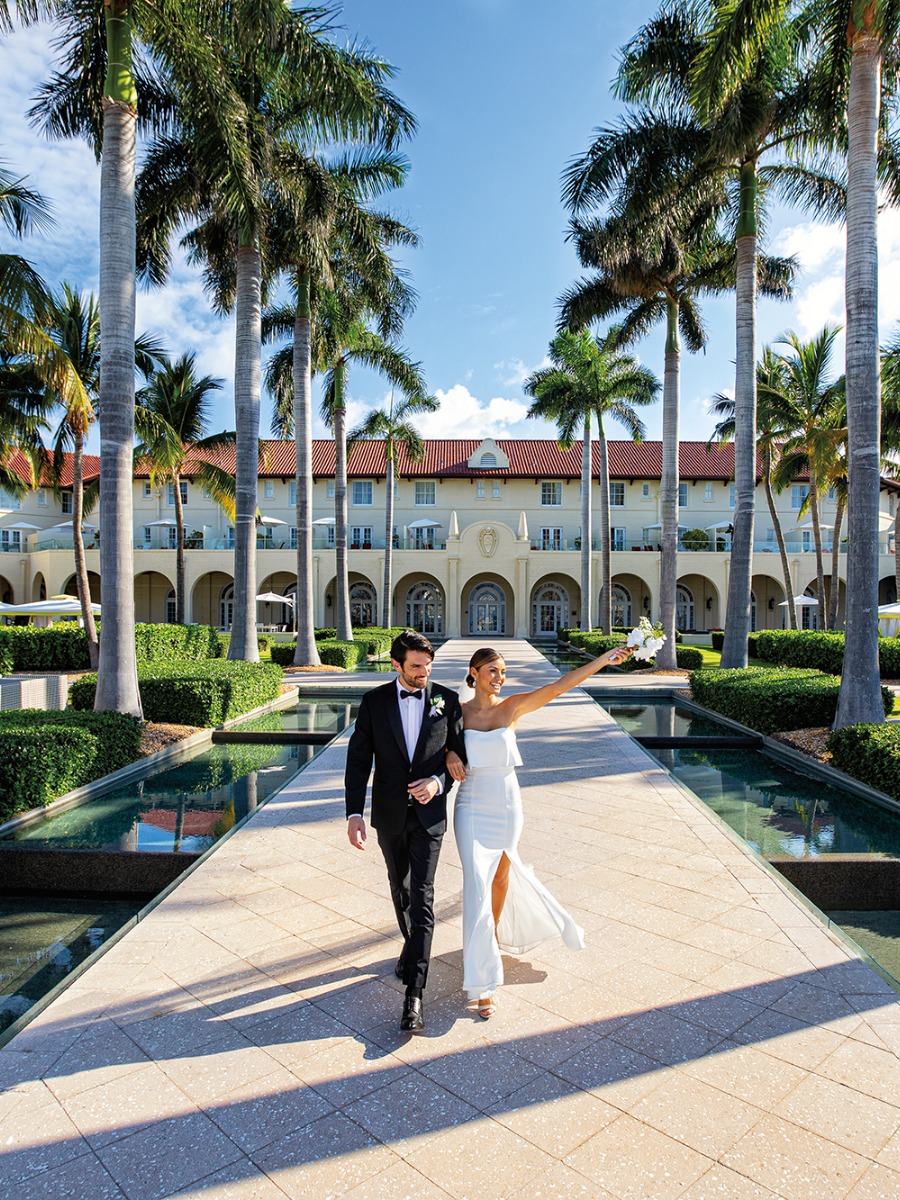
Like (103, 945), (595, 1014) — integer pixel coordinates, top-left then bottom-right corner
(466, 438), (509, 471)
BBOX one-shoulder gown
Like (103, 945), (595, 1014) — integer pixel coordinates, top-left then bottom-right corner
(453, 726), (584, 999)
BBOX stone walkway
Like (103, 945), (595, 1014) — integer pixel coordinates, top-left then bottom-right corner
(1, 639), (899, 1200)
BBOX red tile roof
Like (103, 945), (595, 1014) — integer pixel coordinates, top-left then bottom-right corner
(2, 450), (101, 488)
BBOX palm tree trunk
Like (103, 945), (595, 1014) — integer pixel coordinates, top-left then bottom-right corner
(722, 160), (758, 669)
(657, 297), (680, 670)
(292, 269), (319, 666)
(829, 494), (845, 629)
(228, 238), (261, 664)
(582, 417), (595, 631)
(763, 450), (796, 629)
(333, 360), (353, 641)
(94, 4), (141, 716)
(836, 30), (885, 727)
(72, 429), (98, 668)
(383, 447), (394, 629)
(173, 470), (185, 624)
(810, 480), (826, 622)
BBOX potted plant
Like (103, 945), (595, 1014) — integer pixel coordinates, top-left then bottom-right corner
(681, 527), (710, 551)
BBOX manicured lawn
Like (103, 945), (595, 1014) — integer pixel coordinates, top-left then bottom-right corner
(693, 644), (767, 670)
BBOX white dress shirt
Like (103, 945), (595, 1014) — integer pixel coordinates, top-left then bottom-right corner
(397, 679), (443, 795)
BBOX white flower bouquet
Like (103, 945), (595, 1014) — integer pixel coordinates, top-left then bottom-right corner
(626, 616), (667, 662)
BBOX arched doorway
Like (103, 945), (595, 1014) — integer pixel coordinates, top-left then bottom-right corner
(64, 571), (102, 604)
(750, 589), (757, 633)
(676, 584), (695, 631)
(531, 581), (570, 637)
(220, 584), (235, 631)
(468, 581), (507, 636)
(165, 589), (177, 624)
(611, 583), (633, 628)
(405, 582), (444, 635)
(350, 581), (377, 627)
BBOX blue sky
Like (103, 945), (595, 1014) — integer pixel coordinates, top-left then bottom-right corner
(3, 3), (899, 452)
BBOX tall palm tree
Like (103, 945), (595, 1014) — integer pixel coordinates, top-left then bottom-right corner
(135, 352), (236, 625)
(684, 0), (900, 721)
(349, 388), (437, 630)
(764, 328), (845, 623)
(585, 1), (843, 668)
(559, 212), (791, 664)
(709, 349), (800, 631)
(136, 9), (414, 664)
(315, 284), (425, 641)
(524, 327), (658, 634)
(30, 0), (242, 716)
(262, 151), (416, 665)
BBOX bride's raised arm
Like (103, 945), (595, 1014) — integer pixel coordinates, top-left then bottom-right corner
(504, 644), (633, 721)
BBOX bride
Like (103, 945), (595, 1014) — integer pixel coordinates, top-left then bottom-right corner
(446, 643), (633, 1019)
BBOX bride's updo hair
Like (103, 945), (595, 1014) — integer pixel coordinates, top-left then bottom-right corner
(466, 647), (503, 688)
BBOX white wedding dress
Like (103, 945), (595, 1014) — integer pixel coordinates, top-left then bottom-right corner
(453, 725), (584, 999)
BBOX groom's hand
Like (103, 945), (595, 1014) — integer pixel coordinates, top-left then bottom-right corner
(409, 777), (439, 804)
(347, 815), (367, 850)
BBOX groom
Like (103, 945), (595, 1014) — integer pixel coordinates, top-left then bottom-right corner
(344, 629), (464, 1033)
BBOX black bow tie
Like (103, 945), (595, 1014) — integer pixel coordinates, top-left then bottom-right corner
(399, 689), (423, 700)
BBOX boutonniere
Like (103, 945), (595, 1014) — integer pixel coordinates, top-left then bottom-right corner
(429, 695), (445, 718)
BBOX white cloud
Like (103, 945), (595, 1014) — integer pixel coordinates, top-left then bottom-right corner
(493, 353), (550, 388)
(413, 383), (550, 439)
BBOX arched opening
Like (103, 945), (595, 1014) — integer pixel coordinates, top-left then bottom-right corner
(132, 571), (173, 624)
(63, 572), (102, 605)
(350, 580), (377, 627)
(676, 584), (695, 632)
(220, 584), (235, 631)
(191, 571), (234, 629)
(0, 574), (13, 605)
(531, 580), (570, 637)
(611, 583), (632, 629)
(165, 589), (177, 625)
(31, 572), (46, 602)
(467, 581), (507, 636)
(405, 581), (444, 635)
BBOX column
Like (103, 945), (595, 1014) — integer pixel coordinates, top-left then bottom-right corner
(447, 557), (460, 636)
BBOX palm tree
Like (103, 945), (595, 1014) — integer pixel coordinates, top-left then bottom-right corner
(586, 1), (843, 668)
(262, 150), (416, 665)
(559, 210), (791, 664)
(349, 387), (437, 630)
(135, 353), (236, 625)
(136, 9), (415, 664)
(763, 328), (845, 624)
(524, 327), (658, 633)
(708, 349), (800, 631)
(30, 0), (241, 716)
(315, 283), (425, 641)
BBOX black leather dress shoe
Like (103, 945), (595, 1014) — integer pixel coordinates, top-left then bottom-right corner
(400, 994), (424, 1033)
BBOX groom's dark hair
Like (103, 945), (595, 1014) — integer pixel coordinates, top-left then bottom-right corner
(391, 629), (435, 664)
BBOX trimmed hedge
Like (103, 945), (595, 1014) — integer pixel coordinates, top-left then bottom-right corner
(0, 643), (12, 676)
(709, 631), (759, 657)
(559, 629), (695, 669)
(828, 724), (900, 800)
(675, 646), (704, 671)
(270, 641), (298, 667)
(318, 639), (367, 669)
(689, 666), (893, 735)
(0, 622), (219, 672)
(70, 660), (283, 726)
(755, 629), (900, 679)
(0, 709), (142, 821)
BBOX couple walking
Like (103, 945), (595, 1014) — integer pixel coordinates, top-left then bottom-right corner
(344, 630), (631, 1032)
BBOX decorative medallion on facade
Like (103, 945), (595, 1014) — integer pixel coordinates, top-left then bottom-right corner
(478, 526), (498, 558)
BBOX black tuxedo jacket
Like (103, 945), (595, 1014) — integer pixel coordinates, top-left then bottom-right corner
(344, 679), (465, 835)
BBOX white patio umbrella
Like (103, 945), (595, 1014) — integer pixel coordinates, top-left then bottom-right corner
(256, 591), (294, 604)
(408, 518), (444, 529)
(0, 598), (101, 617)
(705, 521), (733, 532)
(778, 595), (819, 606)
(258, 515), (287, 527)
(877, 601), (900, 636)
(312, 516), (336, 526)
(787, 521), (834, 532)
(146, 518), (177, 527)
(6, 521), (41, 530)
(642, 522), (689, 530)
(49, 520), (96, 530)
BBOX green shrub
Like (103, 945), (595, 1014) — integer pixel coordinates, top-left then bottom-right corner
(828, 724), (900, 799)
(709, 631), (765, 658)
(710, 631), (724, 652)
(317, 639), (366, 669)
(133, 622), (219, 663)
(214, 632), (230, 658)
(0, 643), (12, 676)
(690, 666), (893, 734)
(70, 661), (283, 726)
(0, 624), (91, 671)
(314, 627), (337, 640)
(0, 710), (142, 821)
(676, 646), (704, 670)
(681, 527), (710, 551)
(755, 629), (900, 679)
(270, 641), (298, 666)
